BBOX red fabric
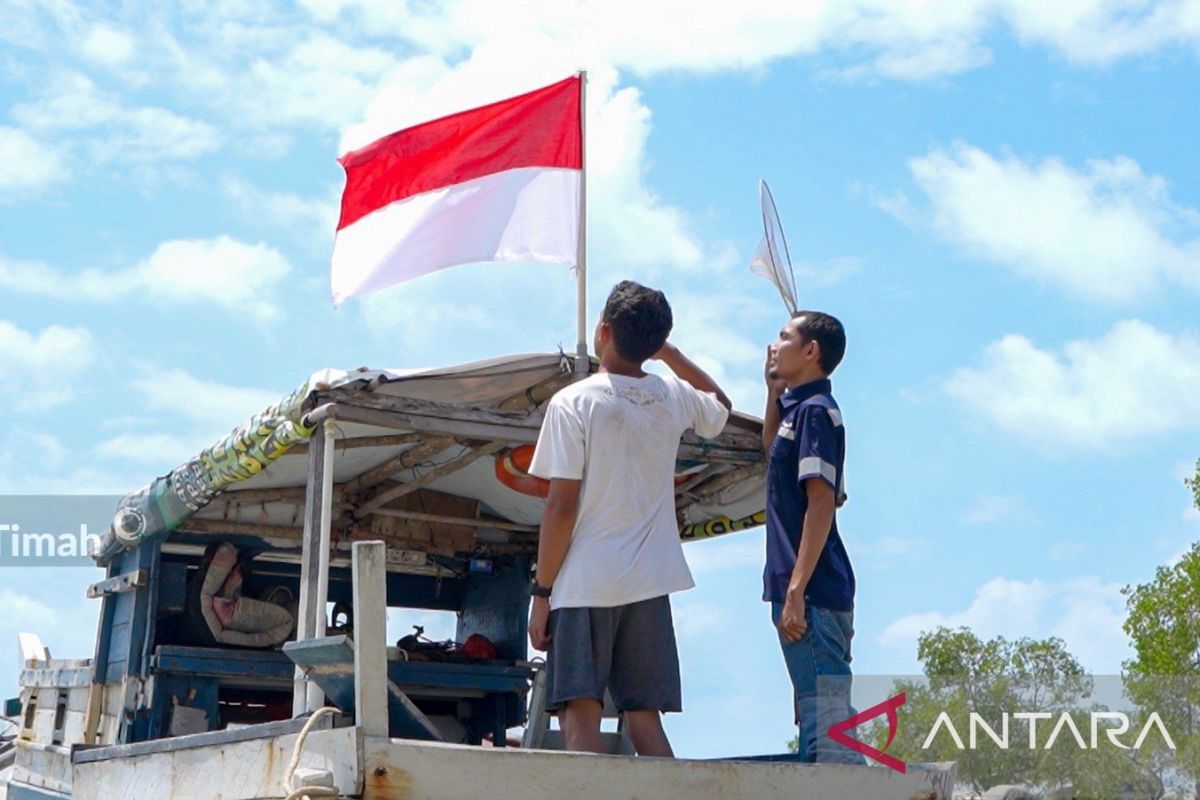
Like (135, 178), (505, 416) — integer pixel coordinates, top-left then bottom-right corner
(461, 633), (499, 661)
(337, 76), (582, 230)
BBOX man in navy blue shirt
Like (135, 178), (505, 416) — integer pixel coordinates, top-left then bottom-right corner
(762, 310), (862, 764)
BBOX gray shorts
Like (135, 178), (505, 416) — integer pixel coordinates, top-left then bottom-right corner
(545, 594), (682, 713)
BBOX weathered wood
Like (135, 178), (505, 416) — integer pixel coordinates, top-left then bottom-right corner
(176, 519), (305, 539)
(352, 541), (389, 738)
(294, 420), (332, 716)
(288, 432), (426, 455)
(520, 668), (550, 749)
(496, 371), (575, 411)
(328, 398), (762, 463)
(369, 508), (538, 533)
(357, 441), (507, 516)
(673, 464), (725, 497)
(688, 463), (767, 503)
(344, 435), (454, 495)
(73, 725), (359, 800)
(328, 399), (542, 444)
(361, 737), (958, 800)
(220, 487), (310, 503)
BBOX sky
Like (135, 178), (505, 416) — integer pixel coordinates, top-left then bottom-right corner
(1, 0), (1199, 759)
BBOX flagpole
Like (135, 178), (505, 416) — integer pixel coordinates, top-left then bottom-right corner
(574, 70), (589, 375)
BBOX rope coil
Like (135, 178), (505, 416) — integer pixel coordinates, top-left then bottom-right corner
(283, 706), (340, 800)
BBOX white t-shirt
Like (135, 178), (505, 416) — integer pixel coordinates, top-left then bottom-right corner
(528, 372), (730, 609)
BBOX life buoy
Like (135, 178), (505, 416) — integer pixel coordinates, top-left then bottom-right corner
(494, 445), (697, 499)
(495, 445), (550, 498)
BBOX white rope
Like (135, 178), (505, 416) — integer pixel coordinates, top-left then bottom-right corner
(282, 706), (340, 800)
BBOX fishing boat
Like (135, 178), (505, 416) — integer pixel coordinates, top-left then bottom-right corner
(0, 352), (953, 799)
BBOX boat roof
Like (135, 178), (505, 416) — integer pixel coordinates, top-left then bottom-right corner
(98, 353), (766, 566)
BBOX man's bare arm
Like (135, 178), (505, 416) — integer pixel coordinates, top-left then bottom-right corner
(654, 342), (732, 411)
(788, 478), (836, 598)
(535, 478), (581, 587)
(777, 478), (836, 642)
(529, 478), (581, 651)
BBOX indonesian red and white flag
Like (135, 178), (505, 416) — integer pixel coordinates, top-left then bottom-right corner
(331, 76), (583, 305)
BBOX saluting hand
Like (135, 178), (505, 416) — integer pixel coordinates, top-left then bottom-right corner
(764, 346), (787, 396)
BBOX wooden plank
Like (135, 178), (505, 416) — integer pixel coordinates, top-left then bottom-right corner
(73, 725), (359, 800)
(368, 507), (537, 533)
(289, 432), (427, 455)
(294, 419), (330, 715)
(151, 647), (295, 681)
(520, 668), (549, 749)
(328, 399), (763, 464)
(357, 440), (507, 515)
(673, 464), (725, 497)
(344, 435), (454, 495)
(385, 680), (446, 742)
(352, 541), (389, 738)
(329, 402), (542, 444)
(73, 716), (326, 763)
(361, 738), (958, 800)
(687, 463), (766, 503)
(175, 519), (304, 539)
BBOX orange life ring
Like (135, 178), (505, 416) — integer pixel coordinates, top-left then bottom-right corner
(494, 445), (696, 499)
(495, 445), (550, 498)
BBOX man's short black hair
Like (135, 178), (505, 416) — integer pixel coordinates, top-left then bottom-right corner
(602, 280), (673, 363)
(793, 310), (846, 374)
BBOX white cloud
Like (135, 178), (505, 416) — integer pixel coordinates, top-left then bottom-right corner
(12, 73), (222, 164)
(0, 589), (58, 630)
(131, 368), (280, 433)
(683, 531), (764, 576)
(853, 535), (928, 572)
(946, 320), (1200, 451)
(881, 577), (1052, 649)
(894, 143), (1200, 303)
(0, 320), (95, 412)
(664, 288), (777, 411)
(222, 176), (339, 248)
(0, 429), (142, 494)
(94, 432), (201, 464)
(1000, 0), (1200, 65)
(340, 34), (724, 277)
(80, 23), (136, 66)
(961, 494), (1034, 525)
(0, 127), (66, 194)
(312, 0), (1200, 81)
(135, 237), (291, 322)
(880, 575), (1131, 673)
(0, 236), (293, 323)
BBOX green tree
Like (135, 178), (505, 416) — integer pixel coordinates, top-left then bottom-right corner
(868, 628), (1093, 793)
(1188, 459), (1200, 511)
(1123, 533), (1200, 799)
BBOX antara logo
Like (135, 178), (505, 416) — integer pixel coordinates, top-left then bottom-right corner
(828, 692), (907, 773)
(827, 692), (1179, 775)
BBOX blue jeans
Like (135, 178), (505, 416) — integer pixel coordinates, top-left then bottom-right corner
(772, 602), (865, 764)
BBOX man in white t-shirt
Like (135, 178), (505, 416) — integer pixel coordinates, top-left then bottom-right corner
(527, 280), (732, 757)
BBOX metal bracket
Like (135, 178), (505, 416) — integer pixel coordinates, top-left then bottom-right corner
(86, 569), (149, 599)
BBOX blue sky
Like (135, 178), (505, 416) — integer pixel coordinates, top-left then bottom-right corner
(1, 1), (1199, 758)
